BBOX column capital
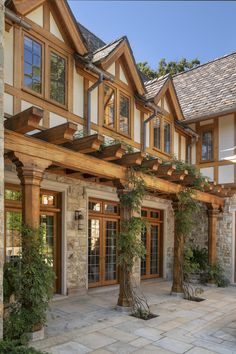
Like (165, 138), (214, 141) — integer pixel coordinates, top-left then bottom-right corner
(207, 203), (220, 218)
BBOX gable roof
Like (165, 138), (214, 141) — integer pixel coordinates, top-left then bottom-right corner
(91, 37), (125, 64)
(144, 75), (170, 101)
(77, 22), (106, 52)
(173, 52), (236, 121)
(7, 0), (88, 55)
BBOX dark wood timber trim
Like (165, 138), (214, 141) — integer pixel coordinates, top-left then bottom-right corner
(4, 107), (43, 133)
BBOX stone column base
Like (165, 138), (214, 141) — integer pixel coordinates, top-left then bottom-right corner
(28, 327), (44, 342)
(171, 291), (184, 298)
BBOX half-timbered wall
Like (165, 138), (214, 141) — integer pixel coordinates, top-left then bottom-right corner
(4, 1), (189, 163)
(189, 114), (236, 185)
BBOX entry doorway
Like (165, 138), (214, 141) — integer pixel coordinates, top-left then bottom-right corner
(88, 199), (120, 287)
(4, 185), (62, 294)
(141, 208), (163, 279)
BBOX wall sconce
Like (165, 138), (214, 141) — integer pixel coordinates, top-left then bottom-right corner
(75, 210), (84, 230)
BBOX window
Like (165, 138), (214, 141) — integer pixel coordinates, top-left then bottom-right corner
(202, 130), (213, 161)
(24, 36), (42, 94)
(104, 85), (115, 129)
(153, 117), (161, 149)
(164, 121), (171, 153)
(50, 52), (66, 105)
(119, 95), (130, 135)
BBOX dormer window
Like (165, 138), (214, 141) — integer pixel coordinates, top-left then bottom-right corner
(153, 117), (161, 149)
(164, 121), (171, 154)
(202, 129), (213, 161)
(24, 36), (42, 94)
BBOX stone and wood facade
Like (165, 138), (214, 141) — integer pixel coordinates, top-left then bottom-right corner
(1, 0), (236, 339)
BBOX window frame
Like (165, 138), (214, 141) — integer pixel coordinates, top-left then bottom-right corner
(22, 33), (44, 99)
(118, 91), (131, 137)
(152, 114), (173, 156)
(103, 83), (117, 132)
(21, 32), (68, 109)
(200, 125), (214, 163)
(48, 47), (68, 108)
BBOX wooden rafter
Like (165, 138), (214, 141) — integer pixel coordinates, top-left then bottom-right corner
(163, 170), (189, 182)
(33, 122), (77, 144)
(155, 164), (176, 177)
(90, 143), (126, 161)
(63, 134), (104, 153)
(141, 158), (162, 172)
(114, 152), (145, 166)
(4, 107), (43, 134)
(4, 130), (225, 206)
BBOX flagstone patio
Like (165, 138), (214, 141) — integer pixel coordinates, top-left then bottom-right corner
(32, 280), (236, 354)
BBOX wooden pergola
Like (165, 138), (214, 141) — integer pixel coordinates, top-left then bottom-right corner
(4, 107), (229, 298)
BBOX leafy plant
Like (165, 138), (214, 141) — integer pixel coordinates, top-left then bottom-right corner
(206, 263), (230, 287)
(3, 225), (55, 342)
(183, 248), (200, 283)
(0, 340), (44, 354)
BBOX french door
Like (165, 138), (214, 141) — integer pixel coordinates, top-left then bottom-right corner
(141, 208), (163, 279)
(4, 185), (62, 293)
(88, 199), (119, 287)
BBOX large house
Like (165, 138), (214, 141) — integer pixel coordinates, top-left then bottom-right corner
(0, 0), (236, 337)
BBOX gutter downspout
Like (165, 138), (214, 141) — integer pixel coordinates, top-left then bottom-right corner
(5, 8), (32, 30)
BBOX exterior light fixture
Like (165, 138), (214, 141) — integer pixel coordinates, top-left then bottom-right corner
(75, 210), (84, 230)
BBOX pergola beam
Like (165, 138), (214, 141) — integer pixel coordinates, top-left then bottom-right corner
(90, 143), (126, 161)
(4, 106), (43, 133)
(63, 133), (104, 153)
(114, 152), (145, 166)
(4, 130), (224, 207)
(33, 122), (77, 144)
(141, 158), (162, 172)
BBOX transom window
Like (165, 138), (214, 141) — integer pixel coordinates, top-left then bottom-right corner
(202, 130), (213, 161)
(24, 36), (42, 94)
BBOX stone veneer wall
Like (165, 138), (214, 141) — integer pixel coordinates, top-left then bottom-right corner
(186, 203), (208, 250)
(0, 0), (4, 339)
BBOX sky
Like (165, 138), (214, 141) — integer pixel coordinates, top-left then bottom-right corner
(68, 1), (236, 69)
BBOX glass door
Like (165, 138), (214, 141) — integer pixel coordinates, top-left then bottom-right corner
(141, 209), (162, 279)
(104, 219), (118, 284)
(88, 218), (101, 286)
(5, 210), (22, 259)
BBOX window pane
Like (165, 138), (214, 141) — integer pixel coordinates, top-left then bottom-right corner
(89, 201), (101, 212)
(164, 121), (171, 153)
(105, 220), (117, 281)
(50, 52), (66, 105)
(153, 117), (161, 149)
(104, 203), (119, 214)
(119, 95), (129, 135)
(104, 85), (115, 128)
(202, 131), (213, 161)
(5, 189), (22, 201)
(6, 211), (22, 259)
(88, 219), (100, 283)
(24, 36), (42, 94)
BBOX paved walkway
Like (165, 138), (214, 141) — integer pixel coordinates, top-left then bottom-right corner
(33, 280), (236, 354)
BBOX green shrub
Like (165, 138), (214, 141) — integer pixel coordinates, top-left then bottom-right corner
(0, 340), (44, 353)
(3, 225), (55, 341)
(183, 248), (200, 282)
(208, 263), (230, 287)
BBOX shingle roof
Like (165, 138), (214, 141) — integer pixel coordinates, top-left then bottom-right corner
(144, 75), (170, 100)
(91, 37), (125, 64)
(173, 52), (236, 121)
(77, 22), (106, 52)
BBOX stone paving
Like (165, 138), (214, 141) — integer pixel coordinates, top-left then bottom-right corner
(33, 280), (236, 354)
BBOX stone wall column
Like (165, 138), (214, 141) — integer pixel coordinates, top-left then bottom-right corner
(171, 202), (184, 294)
(8, 152), (51, 228)
(207, 204), (220, 268)
(0, 0), (4, 339)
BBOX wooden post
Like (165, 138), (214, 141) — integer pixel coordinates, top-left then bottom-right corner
(207, 204), (220, 268)
(171, 201), (184, 294)
(8, 152), (51, 228)
(117, 188), (133, 307)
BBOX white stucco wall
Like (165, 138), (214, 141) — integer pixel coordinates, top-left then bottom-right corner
(174, 131), (179, 158)
(134, 106), (141, 143)
(119, 65), (128, 85)
(50, 12), (64, 42)
(218, 164), (234, 184)
(73, 67), (84, 118)
(180, 135), (186, 161)
(49, 112), (67, 128)
(219, 114), (234, 160)
(4, 28), (13, 86)
(4, 93), (13, 115)
(107, 63), (115, 76)
(89, 81), (98, 124)
(200, 167), (214, 181)
(26, 5), (43, 27)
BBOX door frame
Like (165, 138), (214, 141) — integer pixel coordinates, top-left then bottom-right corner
(88, 198), (120, 288)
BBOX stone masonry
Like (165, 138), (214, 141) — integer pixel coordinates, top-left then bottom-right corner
(0, 0), (4, 339)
